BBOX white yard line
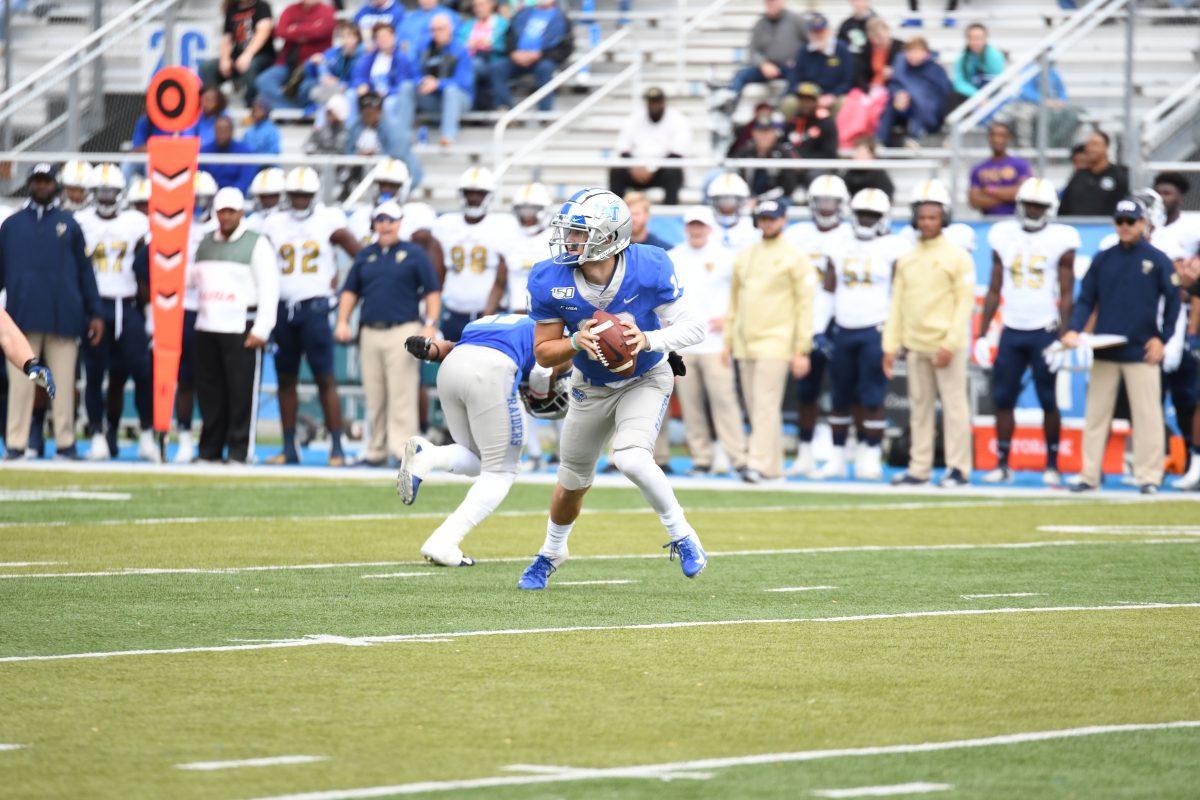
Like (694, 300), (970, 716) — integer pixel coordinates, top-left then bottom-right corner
(176, 755), (327, 771)
(0, 489), (130, 502)
(0, 744), (24, 752)
(2, 602), (1197, 665)
(556, 580), (638, 586)
(243, 721), (1200, 799)
(813, 783), (953, 798)
(360, 573), (440, 580)
(1, 538), (1195, 581)
(1039, 525), (1200, 536)
(765, 586), (838, 593)
(0, 561), (66, 568)
(961, 593), (1046, 599)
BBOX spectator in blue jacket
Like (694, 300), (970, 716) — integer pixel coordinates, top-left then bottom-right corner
(491, 0), (573, 112)
(399, 13), (474, 146)
(355, 0), (405, 45)
(200, 116), (259, 193)
(305, 21), (365, 109)
(398, 0), (454, 56)
(458, 0), (509, 110)
(0, 163), (102, 459)
(947, 22), (1005, 111)
(877, 37), (951, 146)
(242, 98), (282, 156)
(788, 13), (854, 106)
(196, 86), (232, 150)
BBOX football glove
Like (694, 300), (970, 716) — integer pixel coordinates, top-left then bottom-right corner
(1043, 339), (1093, 373)
(972, 337), (994, 369)
(24, 358), (55, 399)
(405, 336), (433, 360)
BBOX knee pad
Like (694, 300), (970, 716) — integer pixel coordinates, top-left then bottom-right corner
(556, 461), (594, 491)
(611, 445), (656, 480)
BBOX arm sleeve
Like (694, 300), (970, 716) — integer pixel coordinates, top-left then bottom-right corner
(413, 248), (440, 295)
(527, 361), (554, 395)
(292, 5), (334, 43)
(451, 48), (473, 93)
(1067, 253), (1099, 331)
(941, 252), (976, 351)
(831, 44), (854, 95)
(791, 253), (815, 355)
(1160, 258), (1182, 341)
(747, 18), (768, 64)
(249, 237), (279, 341)
(527, 274), (562, 323)
(645, 294), (705, 353)
(951, 52), (975, 97)
(504, 11), (521, 52)
(882, 261), (905, 353)
(341, 258), (362, 295)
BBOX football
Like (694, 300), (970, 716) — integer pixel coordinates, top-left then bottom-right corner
(590, 310), (637, 375)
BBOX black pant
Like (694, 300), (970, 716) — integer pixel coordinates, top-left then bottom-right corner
(195, 327), (262, 463)
(198, 51), (274, 104)
(609, 166), (684, 205)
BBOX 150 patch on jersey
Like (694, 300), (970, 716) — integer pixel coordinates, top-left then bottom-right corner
(551, 286), (575, 300)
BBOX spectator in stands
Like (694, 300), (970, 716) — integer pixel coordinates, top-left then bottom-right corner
(1059, 129), (1129, 217)
(398, 0), (454, 56)
(306, 94), (351, 154)
(609, 86), (690, 206)
(254, 0), (336, 111)
(836, 0), (877, 55)
(458, 0), (509, 110)
(400, 12), (474, 147)
(947, 22), (1005, 112)
(201, 117), (259, 193)
(842, 136), (894, 199)
(346, 91), (396, 155)
(352, 21), (409, 99)
(780, 84), (838, 167)
(854, 16), (902, 90)
(625, 192), (673, 250)
(197, 87), (231, 149)
(242, 98), (282, 156)
(903, 0), (959, 28)
(491, 0), (573, 112)
(0, 163), (102, 460)
(722, 0), (806, 106)
(877, 37), (951, 147)
(994, 65), (1079, 149)
(200, 0), (276, 104)
(788, 12), (854, 107)
(350, 21), (419, 165)
(307, 20), (365, 109)
(968, 122), (1030, 216)
(731, 112), (800, 200)
(355, 0), (405, 44)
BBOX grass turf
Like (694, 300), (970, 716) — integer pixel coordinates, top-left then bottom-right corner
(0, 468), (1197, 798)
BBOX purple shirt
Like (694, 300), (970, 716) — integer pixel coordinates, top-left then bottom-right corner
(970, 155), (1032, 216)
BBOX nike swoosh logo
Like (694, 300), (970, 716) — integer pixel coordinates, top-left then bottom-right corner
(623, 294), (639, 304)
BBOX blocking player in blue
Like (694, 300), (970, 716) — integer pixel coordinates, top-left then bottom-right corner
(398, 314), (566, 567)
(976, 178), (1080, 485)
(516, 189), (709, 590)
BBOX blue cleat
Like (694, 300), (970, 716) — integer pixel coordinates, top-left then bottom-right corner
(664, 535), (707, 578)
(518, 554), (557, 590)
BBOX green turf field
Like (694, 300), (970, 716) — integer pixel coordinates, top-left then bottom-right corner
(1, 468), (1198, 799)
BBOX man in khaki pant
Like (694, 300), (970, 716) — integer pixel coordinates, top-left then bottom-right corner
(336, 201), (440, 466)
(669, 207), (749, 478)
(725, 198), (814, 482)
(1061, 198), (1182, 494)
(883, 188), (976, 487)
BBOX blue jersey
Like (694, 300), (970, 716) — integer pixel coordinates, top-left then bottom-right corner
(527, 243), (681, 385)
(458, 313), (537, 382)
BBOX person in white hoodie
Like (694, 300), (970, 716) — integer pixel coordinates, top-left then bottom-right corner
(189, 187), (279, 463)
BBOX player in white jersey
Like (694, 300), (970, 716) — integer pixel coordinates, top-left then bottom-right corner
(347, 158), (439, 249)
(244, 167), (286, 232)
(74, 163), (156, 462)
(501, 182), (553, 313)
(976, 178), (1080, 486)
(432, 166), (516, 340)
(783, 173), (851, 475)
(707, 171), (760, 250)
(814, 189), (908, 481)
(898, 179), (977, 254)
(59, 159), (93, 213)
(259, 167), (361, 466)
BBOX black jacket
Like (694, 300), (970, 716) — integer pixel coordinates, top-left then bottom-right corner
(1059, 163), (1130, 217)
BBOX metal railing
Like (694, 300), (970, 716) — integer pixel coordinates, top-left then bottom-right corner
(1141, 71), (1200, 162)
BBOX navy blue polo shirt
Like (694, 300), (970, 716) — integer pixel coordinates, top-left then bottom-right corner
(0, 202), (100, 337)
(1068, 238), (1181, 362)
(341, 241), (439, 325)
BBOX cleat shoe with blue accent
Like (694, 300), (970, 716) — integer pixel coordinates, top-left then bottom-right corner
(664, 534), (707, 578)
(397, 436), (432, 505)
(517, 554), (559, 590)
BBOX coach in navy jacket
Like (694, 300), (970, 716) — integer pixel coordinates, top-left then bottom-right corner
(0, 163), (102, 458)
(1063, 198), (1181, 493)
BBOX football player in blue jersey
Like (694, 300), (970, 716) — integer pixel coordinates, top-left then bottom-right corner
(398, 313), (567, 567)
(516, 189), (709, 590)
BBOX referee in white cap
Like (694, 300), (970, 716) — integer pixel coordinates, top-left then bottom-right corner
(190, 187), (279, 463)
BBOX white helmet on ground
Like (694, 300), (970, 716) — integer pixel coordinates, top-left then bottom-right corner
(249, 167), (286, 210)
(1015, 177), (1060, 231)
(707, 171), (751, 228)
(807, 174), (850, 229)
(194, 170), (218, 218)
(1131, 187), (1167, 232)
(459, 166), (496, 219)
(512, 182), (553, 231)
(126, 175), (151, 207)
(910, 178), (952, 226)
(849, 188), (891, 239)
(284, 166), (321, 219)
(88, 163), (126, 216)
(371, 158), (412, 204)
(549, 188), (632, 267)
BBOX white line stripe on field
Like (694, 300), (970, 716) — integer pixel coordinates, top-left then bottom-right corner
(1039, 525), (1200, 536)
(765, 586), (838, 593)
(360, 573), (440, 580)
(961, 593), (1045, 599)
(176, 755), (327, 771)
(2, 538), (1195, 581)
(242, 721), (1200, 799)
(0, 744), (24, 752)
(0, 561), (66, 568)
(3, 602), (1197, 665)
(556, 580), (638, 586)
(813, 783), (953, 798)
(0, 490), (130, 502)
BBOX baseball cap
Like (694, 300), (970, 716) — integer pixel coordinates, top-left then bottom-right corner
(325, 93), (351, 122)
(807, 12), (829, 31)
(213, 187), (245, 212)
(28, 162), (56, 181)
(683, 206), (715, 227)
(795, 82), (821, 99)
(373, 199), (404, 221)
(643, 86), (666, 102)
(754, 198), (789, 219)
(1113, 197), (1144, 220)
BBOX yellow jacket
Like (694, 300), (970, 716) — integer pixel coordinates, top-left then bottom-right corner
(883, 233), (975, 354)
(725, 235), (815, 360)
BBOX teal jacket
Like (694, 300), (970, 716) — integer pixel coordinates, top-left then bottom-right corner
(952, 44), (1005, 97)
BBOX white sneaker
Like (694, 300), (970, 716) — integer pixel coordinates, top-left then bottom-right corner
(173, 431), (195, 464)
(420, 532), (475, 567)
(1043, 468), (1062, 487)
(982, 466), (1012, 484)
(854, 445), (883, 481)
(85, 432), (110, 461)
(809, 450), (846, 479)
(1172, 456), (1200, 490)
(137, 429), (161, 463)
(786, 443), (815, 476)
